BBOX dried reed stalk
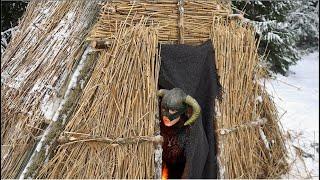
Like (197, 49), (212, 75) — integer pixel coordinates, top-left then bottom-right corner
(1, 0), (100, 178)
(89, 0), (231, 44)
(36, 21), (160, 179)
(210, 18), (288, 178)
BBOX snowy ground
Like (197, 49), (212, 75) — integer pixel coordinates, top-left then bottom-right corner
(265, 52), (319, 179)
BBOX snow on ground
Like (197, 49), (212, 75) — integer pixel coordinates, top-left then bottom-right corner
(265, 52), (319, 179)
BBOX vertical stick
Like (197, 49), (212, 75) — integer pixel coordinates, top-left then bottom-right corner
(154, 40), (162, 179)
(178, 0), (184, 44)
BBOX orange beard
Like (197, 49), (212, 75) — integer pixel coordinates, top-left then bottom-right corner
(162, 116), (180, 127)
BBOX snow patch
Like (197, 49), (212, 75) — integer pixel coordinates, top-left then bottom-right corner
(41, 8), (49, 15)
(40, 94), (61, 121)
(265, 32), (284, 44)
(80, 79), (85, 89)
(259, 127), (271, 151)
(256, 95), (263, 103)
(265, 51), (319, 178)
(30, 80), (42, 93)
(218, 142), (225, 178)
(51, 11), (76, 41)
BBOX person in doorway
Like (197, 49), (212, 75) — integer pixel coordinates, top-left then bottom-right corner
(157, 88), (201, 179)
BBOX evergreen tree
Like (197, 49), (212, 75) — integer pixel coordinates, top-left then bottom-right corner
(287, 0), (319, 53)
(1, 1), (28, 54)
(233, 1), (300, 75)
(1, 1), (28, 32)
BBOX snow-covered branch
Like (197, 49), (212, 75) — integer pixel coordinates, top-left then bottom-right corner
(1, 26), (18, 54)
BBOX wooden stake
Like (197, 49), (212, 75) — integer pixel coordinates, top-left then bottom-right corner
(178, 0), (184, 44)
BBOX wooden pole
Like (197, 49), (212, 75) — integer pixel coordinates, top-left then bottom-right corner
(178, 0), (184, 44)
(19, 46), (99, 179)
(57, 135), (163, 145)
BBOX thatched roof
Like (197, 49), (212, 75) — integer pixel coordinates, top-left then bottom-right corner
(1, 0), (287, 179)
(1, 0), (100, 178)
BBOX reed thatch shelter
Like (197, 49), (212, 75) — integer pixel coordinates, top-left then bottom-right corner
(1, 0), (288, 179)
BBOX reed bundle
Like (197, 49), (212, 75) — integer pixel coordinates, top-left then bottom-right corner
(89, 0), (231, 44)
(1, 0), (99, 178)
(211, 18), (288, 178)
(35, 21), (160, 179)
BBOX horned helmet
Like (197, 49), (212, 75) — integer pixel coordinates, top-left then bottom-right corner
(157, 88), (201, 127)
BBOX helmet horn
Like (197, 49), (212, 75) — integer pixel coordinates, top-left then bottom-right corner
(184, 95), (201, 126)
(157, 89), (168, 97)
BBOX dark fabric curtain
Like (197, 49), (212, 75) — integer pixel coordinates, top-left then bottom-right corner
(159, 40), (222, 179)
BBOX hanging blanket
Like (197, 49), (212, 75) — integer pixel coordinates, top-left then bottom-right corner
(159, 40), (222, 179)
